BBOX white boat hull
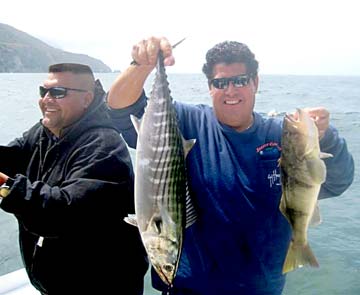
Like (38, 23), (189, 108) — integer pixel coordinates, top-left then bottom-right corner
(0, 269), (39, 295)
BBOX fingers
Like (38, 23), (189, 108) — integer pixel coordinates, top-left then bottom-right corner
(287, 107), (330, 140)
(146, 37), (160, 64)
(131, 36), (174, 67)
(0, 172), (9, 186)
(304, 107), (330, 139)
(160, 38), (175, 66)
(131, 39), (150, 66)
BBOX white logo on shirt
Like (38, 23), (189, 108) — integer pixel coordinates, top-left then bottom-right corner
(268, 169), (281, 188)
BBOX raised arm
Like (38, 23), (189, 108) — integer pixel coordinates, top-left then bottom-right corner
(107, 36), (174, 109)
(302, 107), (354, 198)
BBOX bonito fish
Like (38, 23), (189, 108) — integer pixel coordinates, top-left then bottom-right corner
(125, 52), (196, 286)
(280, 108), (332, 274)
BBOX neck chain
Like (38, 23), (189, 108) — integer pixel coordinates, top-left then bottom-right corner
(245, 115), (254, 130)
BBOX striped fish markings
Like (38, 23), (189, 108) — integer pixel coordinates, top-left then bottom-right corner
(279, 108), (332, 273)
(126, 52), (196, 286)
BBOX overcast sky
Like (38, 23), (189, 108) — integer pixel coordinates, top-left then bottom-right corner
(1, 0), (359, 75)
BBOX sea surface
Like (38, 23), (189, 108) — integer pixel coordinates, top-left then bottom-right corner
(0, 73), (359, 294)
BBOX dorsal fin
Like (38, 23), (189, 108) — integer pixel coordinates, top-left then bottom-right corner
(320, 152), (333, 159)
(130, 115), (141, 134)
(124, 214), (138, 227)
(309, 202), (322, 226)
(182, 137), (196, 158)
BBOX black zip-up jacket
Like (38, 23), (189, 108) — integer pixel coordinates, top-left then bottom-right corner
(0, 82), (148, 294)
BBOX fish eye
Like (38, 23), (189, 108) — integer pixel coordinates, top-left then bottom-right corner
(163, 264), (174, 273)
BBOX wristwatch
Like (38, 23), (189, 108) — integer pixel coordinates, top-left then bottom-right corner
(0, 177), (14, 199)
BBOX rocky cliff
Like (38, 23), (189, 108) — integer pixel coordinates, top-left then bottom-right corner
(0, 23), (111, 73)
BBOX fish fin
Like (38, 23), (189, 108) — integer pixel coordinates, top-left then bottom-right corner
(182, 137), (196, 158)
(320, 152), (333, 159)
(309, 202), (322, 226)
(307, 158), (327, 184)
(279, 193), (290, 222)
(185, 184), (197, 228)
(282, 241), (319, 274)
(124, 214), (138, 227)
(130, 115), (141, 134)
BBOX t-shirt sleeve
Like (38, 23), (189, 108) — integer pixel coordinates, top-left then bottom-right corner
(107, 90), (147, 148)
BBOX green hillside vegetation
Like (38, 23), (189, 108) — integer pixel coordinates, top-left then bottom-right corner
(0, 23), (111, 73)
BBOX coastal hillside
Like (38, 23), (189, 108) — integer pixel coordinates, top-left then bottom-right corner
(0, 23), (111, 73)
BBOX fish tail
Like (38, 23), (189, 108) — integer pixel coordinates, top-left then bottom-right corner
(282, 241), (319, 274)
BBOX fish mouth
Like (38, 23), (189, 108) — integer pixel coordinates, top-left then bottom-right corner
(284, 112), (300, 134)
(285, 112), (297, 123)
(285, 108), (312, 127)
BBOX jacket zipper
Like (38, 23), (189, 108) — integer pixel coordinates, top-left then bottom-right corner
(30, 236), (44, 273)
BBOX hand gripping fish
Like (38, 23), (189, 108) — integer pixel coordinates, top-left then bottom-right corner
(279, 108), (332, 274)
(125, 52), (197, 287)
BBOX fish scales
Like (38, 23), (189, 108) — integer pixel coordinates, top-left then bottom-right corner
(147, 89), (185, 219)
(128, 52), (196, 286)
(280, 108), (332, 274)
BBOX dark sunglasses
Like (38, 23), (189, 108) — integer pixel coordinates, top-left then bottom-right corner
(39, 86), (88, 99)
(210, 74), (253, 90)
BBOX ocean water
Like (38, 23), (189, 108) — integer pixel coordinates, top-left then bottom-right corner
(0, 73), (359, 294)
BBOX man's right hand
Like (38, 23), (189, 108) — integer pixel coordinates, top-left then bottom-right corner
(131, 36), (175, 68)
(108, 36), (175, 109)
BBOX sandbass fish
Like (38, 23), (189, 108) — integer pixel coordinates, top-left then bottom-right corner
(280, 108), (332, 273)
(125, 52), (196, 286)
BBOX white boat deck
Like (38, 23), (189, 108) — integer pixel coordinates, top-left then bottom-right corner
(0, 269), (39, 295)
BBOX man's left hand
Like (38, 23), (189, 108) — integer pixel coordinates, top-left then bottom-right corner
(0, 172), (9, 186)
(305, 107), (330, 140)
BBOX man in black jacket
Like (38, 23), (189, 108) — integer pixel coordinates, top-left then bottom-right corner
(0, 63), (148, 294)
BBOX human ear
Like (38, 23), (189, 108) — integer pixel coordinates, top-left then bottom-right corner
(83, 92), (94, 109)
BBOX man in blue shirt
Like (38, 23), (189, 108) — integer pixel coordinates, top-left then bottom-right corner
(107, 37), (354, 295)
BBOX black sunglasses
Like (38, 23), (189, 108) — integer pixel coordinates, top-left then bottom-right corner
(210, 74), (253, 90)
(39, 86), (88, 99)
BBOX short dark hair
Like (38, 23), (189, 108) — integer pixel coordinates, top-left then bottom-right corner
(202, 41), (259, 80)
(48, 63), (94, 79)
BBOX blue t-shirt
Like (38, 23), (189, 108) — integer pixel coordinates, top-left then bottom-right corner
(109, 93), (354, 295)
